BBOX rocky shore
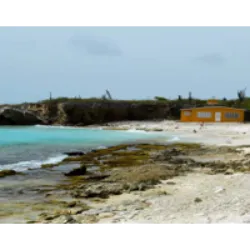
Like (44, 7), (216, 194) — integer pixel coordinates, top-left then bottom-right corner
(1, 139), (250, 224)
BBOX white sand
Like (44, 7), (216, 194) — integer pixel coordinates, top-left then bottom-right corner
(103, 120), (250, 146)
(97, 172), (250, 224)
(93, 121), (250, 223)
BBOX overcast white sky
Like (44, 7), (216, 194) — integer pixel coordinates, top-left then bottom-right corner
(0, 27), (250, 103)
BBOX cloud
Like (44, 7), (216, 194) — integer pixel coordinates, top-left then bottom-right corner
(69, 36), (122, 56)
(196, 53), (225, 65)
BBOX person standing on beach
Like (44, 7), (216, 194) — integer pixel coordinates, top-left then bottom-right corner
(200, 122), (204, 130)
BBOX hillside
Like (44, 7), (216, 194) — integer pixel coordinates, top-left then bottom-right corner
(0, 96), (250, 126)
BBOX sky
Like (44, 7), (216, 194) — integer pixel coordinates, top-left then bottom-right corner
(0, 27), (250, 104)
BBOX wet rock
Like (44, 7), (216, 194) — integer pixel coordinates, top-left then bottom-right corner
(152, 128), (163, 132)
(41, 163), (58, 169)
(0, 169), (18, 178)
(65, 164), (86, 176)
(64, 151), (85, 156)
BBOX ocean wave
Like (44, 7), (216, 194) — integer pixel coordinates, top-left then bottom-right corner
(127, 129), (148, 133)
(34, 125), (79, 129)
(0, 154), (67, 172)
(168, 136), (180, 142)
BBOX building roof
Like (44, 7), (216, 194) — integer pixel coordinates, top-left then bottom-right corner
(181, 106), (246, 111)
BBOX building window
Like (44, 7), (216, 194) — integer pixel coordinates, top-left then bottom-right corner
(197, 112), (212, 118)
(225, 112), (239, 119)
(184, 111), (191, 116)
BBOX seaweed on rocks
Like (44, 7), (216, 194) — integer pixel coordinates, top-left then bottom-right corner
(0, 170), (20, 178)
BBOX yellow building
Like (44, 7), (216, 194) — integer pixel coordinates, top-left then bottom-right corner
(207, 99), (219, 105)
(180, 106), (245, 123)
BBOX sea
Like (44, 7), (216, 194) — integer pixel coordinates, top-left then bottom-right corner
(0, 125), (177, 172)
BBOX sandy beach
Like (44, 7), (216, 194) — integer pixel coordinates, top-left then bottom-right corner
(2, 120), (250, 224)
(100, 120), (250, 146)
(86, 121), (250, 224)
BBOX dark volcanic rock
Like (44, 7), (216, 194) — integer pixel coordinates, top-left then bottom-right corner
(65, 165), (87, 176)
(0, 107), (45, 125)
(64, 151), (85, 156)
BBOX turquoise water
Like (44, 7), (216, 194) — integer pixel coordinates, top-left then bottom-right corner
(0, 125), (170, 171)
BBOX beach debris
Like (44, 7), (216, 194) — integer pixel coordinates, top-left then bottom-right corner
(215, 186), (225, 193)
(193, 129), (197, 133)
(194, 197), (202, 203)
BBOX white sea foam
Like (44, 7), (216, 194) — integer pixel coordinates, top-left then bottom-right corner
(0, 154), (67, 172)
(127, 129), (148, 133)
(34, 125), (84, 130)
(169, 136), (180, 142)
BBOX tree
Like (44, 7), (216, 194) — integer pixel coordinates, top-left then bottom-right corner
(188, 92), (192, 104)
(178, 95), (182, 101)
(101, 94), (107, 100)
(237, 87), (247, 103)
(154, 96), (167, 101)
(106, 90), (112, 100)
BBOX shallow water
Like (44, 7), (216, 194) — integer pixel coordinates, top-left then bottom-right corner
(0, 125), (170, 171)
(0, 125), (177, 223)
